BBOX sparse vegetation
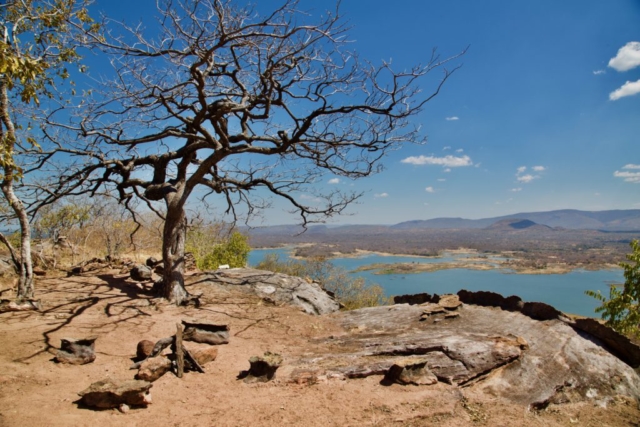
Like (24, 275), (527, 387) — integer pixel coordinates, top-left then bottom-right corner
(586, 240), (640, 340)
(255, 254), (390, 310)
(186, 226), (250, 270)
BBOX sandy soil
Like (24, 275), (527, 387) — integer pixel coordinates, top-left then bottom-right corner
(1, 269), (638, 426)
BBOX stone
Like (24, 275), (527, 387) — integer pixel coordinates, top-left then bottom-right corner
(420, 303), (446, 316)
(438, 294), (462, 310)
(136, 340), (155, 360)
(55, 337), (97, 365)
(287, 303), (640, 405)
(130, 265), (153, 281)
(383, 358), (438, 386)
(78, 379), (152, 409)
(242, 352), (283, 383)
(568, 318), (640, 368)
(0, 299), (41, 313)
(182, 320), (229, 345)
(189, 346), (218, 366)
(146, 257), (159, 267)
(199, 268), (340, 315)
(135, 356), (172, 382)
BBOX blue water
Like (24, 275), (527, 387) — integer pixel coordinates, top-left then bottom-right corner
(248, 248), (623, 317)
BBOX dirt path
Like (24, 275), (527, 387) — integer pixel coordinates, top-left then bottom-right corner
(0, 270), (638, 426)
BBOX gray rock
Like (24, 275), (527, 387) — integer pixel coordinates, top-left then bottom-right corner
(383, 357), (438, 386)
(55, 337), (96, 365)
(182, 320), (229, 345)
(78, 379), (152, 409)
(241, 352), (283, 383)
(200, 268), (340, 315)
(287, 303), (640, 406)
(130, 264), (153, 282)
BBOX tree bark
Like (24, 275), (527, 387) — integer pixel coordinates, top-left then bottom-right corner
(160, 205), (190, 304)
(0, 80), (34, 300)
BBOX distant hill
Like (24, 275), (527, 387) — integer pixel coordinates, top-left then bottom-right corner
(392, 209), (640, 231)
(484, 218), (553, 231)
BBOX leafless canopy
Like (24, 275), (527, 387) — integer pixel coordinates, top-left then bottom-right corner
(44, 0), (464, 225)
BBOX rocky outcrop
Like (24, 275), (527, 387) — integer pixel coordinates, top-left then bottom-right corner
(286, 300), (640, 406)
(199, 268), (340, 315)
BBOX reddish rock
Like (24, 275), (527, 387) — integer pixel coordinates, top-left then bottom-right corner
(135, 356), (172, 382)
(136, 340), (155, 360)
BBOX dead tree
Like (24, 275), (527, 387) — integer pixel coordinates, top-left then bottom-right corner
(43, 0), (465, 305)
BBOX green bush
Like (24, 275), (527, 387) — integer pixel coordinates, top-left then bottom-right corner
(586, 240), (640, 339)
(187, 228), (250, 270)
(255, 253), (389, 310)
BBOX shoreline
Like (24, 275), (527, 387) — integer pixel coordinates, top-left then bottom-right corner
(251, 246), (621, 275)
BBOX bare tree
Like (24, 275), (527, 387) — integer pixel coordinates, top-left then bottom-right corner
(45, 0), (465, 304)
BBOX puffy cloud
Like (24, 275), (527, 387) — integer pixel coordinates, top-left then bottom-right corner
(401, 154), (472, 167)
(437, 178), (446, 182)
(532, 165), (546, 172)
(593, 69), (606, 75)
(425, 186), (435, 193)
(517, 174), (538, 183)
(609, 79), (640, 100)
(328, 178), (340, 184)
(456, 148), (464, 153)
(614, 170), (640, 183)
(608, 41), (640, 72)
(445, 116), (459, 121)
(442, 146), (451, 150)
(511, 187), (522, 192)
(623, 164), (640, 169)
(374, 192), (388, 198)
(444, 168), (451, 173)
(516, 166), (527, 174)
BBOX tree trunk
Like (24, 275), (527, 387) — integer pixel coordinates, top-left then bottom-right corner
(0, 79), (34, 300)
(1, 180), (34, 300)
(160, 206), (190, 304)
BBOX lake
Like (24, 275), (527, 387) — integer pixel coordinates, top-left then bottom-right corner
(248, 248), (623, 318)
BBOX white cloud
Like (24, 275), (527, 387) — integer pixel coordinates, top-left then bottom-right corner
(623, 164), (640, 169)
(374, 192), (388, 198)
(593, 69), (606, 75)
(401, 154), (472, 167)
(444, 168), (451, 173)
(511, 187), (522, 192)
(517, 174), (538, 183)
(516, 166), (527, 174)
(445, 116), (459, 121)
(609, 79), (640, 100)
(614, 170), (640, 183)
(425, 186), (435, 193)
(608, 41), (640, 72)
(442, 146), (451, 151)
(532, 165), (546, 172)
(437, 178), (446, 182)
(456, 148), (464, 153)
(328, 178), (340, 184)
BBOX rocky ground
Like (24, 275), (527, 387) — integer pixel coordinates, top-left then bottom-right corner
(0, 267), (639, 426)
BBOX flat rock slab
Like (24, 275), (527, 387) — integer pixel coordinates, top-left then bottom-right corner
(199, 268), (340, 315)
(78, 379), (152, 409)
(287, 304), (640, 406)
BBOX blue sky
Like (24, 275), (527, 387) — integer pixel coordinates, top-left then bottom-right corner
(91, 0), (640, 225)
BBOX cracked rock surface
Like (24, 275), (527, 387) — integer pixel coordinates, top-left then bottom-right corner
(286, 302), (640, 405)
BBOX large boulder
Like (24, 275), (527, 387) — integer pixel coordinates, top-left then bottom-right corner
(287, 302), (640, 407)
(199, 268), (340, 315)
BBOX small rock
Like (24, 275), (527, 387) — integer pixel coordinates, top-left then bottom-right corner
(130, 265), (153, 282)
(384, 358), (438, 386)
(242, 352), (283, 383)
(420, 303), (446, 315)
(182, 320), (229, 345)
(146, 257), (159, 267)
(118, 403), (130, 413)
(438, 294), (462, 310)
(55, 337), (97, 365)
(135, 356), (172, 382)
(78, 379), (152, 409)
(190, 346), (218, 366)
(136, 340), (155, 360)
(444, 312), (460, 320)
